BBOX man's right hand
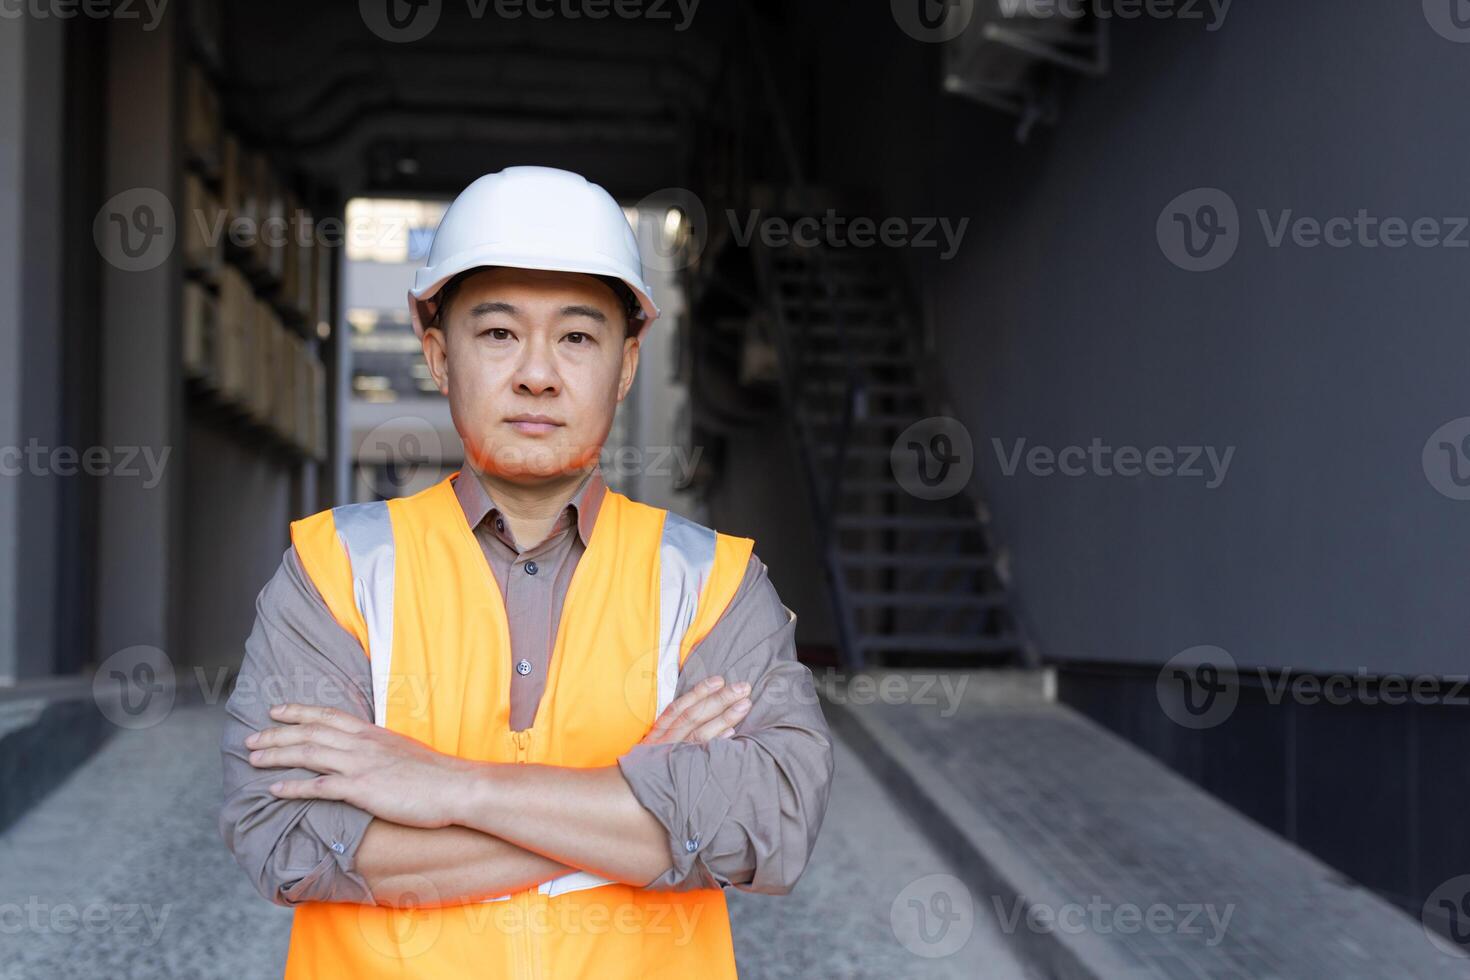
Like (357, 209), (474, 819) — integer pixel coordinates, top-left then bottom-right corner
(640, 676), (752, 746)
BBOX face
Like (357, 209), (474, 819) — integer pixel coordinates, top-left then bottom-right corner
(420, 266), (640, 483)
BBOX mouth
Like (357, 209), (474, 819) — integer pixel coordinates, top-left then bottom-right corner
(504, 415), (564, 436)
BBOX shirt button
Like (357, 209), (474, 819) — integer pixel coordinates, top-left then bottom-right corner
(684, 833), (701, 853)
(495, 517), (505, 532)
(525, 560), (538, 575)
(516, 659), (533, 676)
(330, 840), (345, 854)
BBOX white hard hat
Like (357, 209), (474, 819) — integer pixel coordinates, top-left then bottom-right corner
(408, 165), (661, 340)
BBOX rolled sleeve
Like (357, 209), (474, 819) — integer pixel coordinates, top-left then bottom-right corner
(617, 555), (835, 895)
(217, 547), (379, 907)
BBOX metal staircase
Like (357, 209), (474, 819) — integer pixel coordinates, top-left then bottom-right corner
(750, 226), (1030, 672)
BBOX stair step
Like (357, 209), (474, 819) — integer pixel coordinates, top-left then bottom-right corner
(835, 514), (979, 531)
(815, 446), (891, 459)
(806, 381), (921, 395)
(837, 551), (995, 569)
(802, 412), (921, 428)
(838, 478), (904, 494)
(856, 632), (1021, 654)
(802, 351), (911, 366)
(849, 591), (1009, 610)
(777, 295), (890, 313)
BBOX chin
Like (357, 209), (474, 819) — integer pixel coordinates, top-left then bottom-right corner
(461, 430), (600, 481)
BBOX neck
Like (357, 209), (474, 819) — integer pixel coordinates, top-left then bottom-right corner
(468, 464), (594, 546)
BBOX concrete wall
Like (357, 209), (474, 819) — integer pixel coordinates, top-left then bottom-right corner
(804, 1), (1470, 678)
(0, 13), (68, 683)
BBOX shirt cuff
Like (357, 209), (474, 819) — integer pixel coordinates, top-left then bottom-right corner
(616, 741), (735, 891)
(285, 803), (378, 905)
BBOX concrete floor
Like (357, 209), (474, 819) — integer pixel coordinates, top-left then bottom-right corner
(0, 703), (1029, 979)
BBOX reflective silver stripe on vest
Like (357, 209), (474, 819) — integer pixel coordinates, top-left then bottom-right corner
(655, 511), (717, 716)
(332, 501), (396, 727)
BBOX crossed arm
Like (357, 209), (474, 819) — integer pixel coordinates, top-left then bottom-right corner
(246, 679), (754, 907)
(219, 547), (834, 909)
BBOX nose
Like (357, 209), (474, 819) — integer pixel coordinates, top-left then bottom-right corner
(510, 332), (561, 397)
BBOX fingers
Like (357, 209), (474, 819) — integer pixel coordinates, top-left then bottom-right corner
(660, 679), (753, 745)
(247, 722), (355, 753)
(247, 741), (352, 775)
(688, 696), (753, 743)
(645, 676), (725, 740)
(266, 703), (368, 734)
(268, 774), (349, 801)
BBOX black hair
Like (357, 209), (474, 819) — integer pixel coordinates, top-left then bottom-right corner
(429, 267), (640, 338)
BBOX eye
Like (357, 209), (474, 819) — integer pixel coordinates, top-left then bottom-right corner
(479, 327), (512, 341)
(564, 331), (591, 345)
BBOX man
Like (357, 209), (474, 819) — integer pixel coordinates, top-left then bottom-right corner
(218, 166), (834, 979)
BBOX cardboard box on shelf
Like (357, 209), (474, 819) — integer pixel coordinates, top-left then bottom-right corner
(182, 280), (218, 387)
(247, 297), (277, 423)
(271, 326), (299, 444)
(215, 263), (252, 406)
(220, 133), (244, 229)
(183, 63), (220, 176)
(293, 341), (313, 453)
(183, 172), (221, 281)
(307, 353), (328, 461)
(279, 191), (301, 317)
(290, 206), (316, 322)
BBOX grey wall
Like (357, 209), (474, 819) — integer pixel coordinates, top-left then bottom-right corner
(805, 1), (1470, 678)
(180, 422), (294, 674)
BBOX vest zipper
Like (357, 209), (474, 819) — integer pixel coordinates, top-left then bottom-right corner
(512, 728), (535, 980)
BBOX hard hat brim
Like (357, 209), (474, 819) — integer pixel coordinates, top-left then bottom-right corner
(408, 245), (660, 340)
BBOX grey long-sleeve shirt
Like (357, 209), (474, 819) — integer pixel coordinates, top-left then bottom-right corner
(218, 466), (834, 906)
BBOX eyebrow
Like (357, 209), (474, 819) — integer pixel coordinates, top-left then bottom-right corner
(465, 301), (607, 324)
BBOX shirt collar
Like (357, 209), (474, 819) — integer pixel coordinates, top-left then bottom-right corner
(452, 465), (606, 548)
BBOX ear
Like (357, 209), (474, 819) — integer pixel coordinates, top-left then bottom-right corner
(616, 333), (641, 402)
(421, 326), (450, 396)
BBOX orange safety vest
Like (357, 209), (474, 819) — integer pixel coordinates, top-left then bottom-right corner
(283, 473), (754, 979)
